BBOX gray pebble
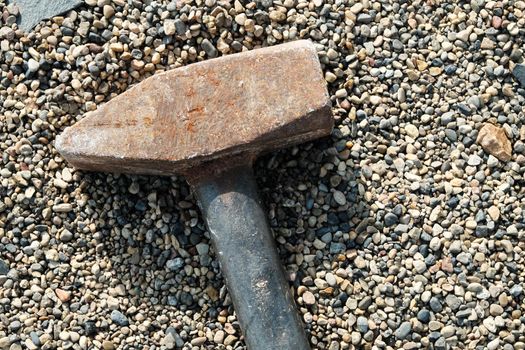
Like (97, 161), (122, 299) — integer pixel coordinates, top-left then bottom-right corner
(110, 310), (129, 326)
(395, 321), (412, 340)
(201, 39), (218, 58)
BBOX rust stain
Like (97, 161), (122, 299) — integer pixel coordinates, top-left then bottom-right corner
(184, 106), (204, 132)
(188, 106), (204, 115)
(143, 116), (152, 126)
(186, 87), (196, 98)
(209, 75), (220, 86)
(198, 68), (220, 86)
(186, 120), (196, 133)
(87, 119), (138, 128)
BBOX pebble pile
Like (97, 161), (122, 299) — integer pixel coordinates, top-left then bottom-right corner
(1, 0), (525, 349)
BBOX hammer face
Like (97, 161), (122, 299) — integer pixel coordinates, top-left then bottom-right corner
(56, 40), (333, 176)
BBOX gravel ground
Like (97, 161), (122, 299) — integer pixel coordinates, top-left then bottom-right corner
(1, 0), (525, 349)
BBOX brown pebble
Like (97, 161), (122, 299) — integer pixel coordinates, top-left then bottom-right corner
(102, 340), (115, 350)
(55, 288), (71, 302)
(492, 16), (502, 28)
(477, 123), (512, 161)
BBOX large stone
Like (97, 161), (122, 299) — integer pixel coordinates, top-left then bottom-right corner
(9, 0), (83, 32)
(476, 123), (512, 162)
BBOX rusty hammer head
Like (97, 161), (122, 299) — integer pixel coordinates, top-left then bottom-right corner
(55, 40), (333, 176)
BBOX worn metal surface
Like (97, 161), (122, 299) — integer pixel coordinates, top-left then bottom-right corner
(55, 40), (332, 176)
(191, 163), (311, 350)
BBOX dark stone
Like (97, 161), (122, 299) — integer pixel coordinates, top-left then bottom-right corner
(384, 213), (398, 227)
(134, 201), (147, 211)
(432, 58), (443, 66)
(60, 27), (74, 37)
(101, 29), (113, 41)
(425, 254), (437, 265)
(445, 129), (457, 142)
(357, 13), (373, 24)
(447, 196), (459, 208)
(166, 257), (184, 272)
(392, 39), (404, 51)
(189, 232), (201, 245)
(510, 48), (523, 62)
(456, 308), (472, 319)
(512, 64), (525, 88)
(445, 64), (457, 75)
(429, 296), (443, 313)
(316, 227), (331, 237)
(329, 242), (346, 254)
(201, 39), (218, 58)
(207, 307), (218, 319)
(420, 232), (432, 242)
(0, 259), (9, 275)
(463, 136), (475, 147)
(428, 331), (441, 342)
(417, 309), (431, 323)
(156, 250), (171, 267)
(392, 204), (404, 216)
(174, 19), (187, 35)
(84, 321), (97, 336)
(9, 0), (83, 31)
(327, 212), (339, 225)
(457, 103), (472, 115)
(338, 292), (348, 304)
(167, 295), (178, 306)
(180, 291), (194, 306)
(131, 49), (143, 59)
(475, 225), (489, 237)
(119, 34), (131, 44)
(88, 63), (100, 76)
(88, 32), (104, 44)
(358, 296), (372, 310)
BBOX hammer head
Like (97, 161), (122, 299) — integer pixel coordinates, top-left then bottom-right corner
(56, 40), (333, 176)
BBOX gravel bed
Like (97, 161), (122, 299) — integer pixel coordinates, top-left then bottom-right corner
(1, 0), (525, 349)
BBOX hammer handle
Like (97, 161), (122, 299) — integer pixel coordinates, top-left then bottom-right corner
(190, 163), (311, 350)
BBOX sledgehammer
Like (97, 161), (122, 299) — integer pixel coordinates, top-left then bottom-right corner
(55, 40), (333, 350)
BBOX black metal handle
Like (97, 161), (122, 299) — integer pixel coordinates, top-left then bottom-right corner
(188, 162), (310, 350)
